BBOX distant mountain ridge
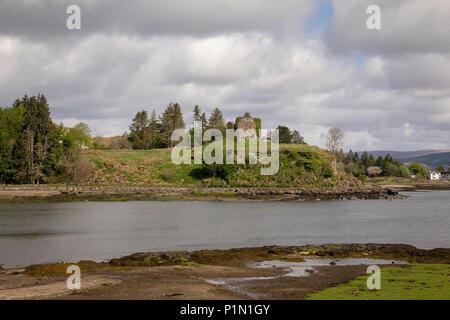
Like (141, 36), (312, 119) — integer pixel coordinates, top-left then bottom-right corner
(354, 150), (450, 169)
(396, 153), (450, 169)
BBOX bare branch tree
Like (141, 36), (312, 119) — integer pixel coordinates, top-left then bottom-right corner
(326, 127), (345, 155)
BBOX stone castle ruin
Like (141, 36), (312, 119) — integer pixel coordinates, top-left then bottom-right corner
(234, 116), (261, 139)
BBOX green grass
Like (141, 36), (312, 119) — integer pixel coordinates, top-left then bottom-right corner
(84, 143), (346, 188)
(179, 257), (203, 267)
(306, 264), (450, 300)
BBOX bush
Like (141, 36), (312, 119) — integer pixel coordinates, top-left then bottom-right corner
(322, 166), (334, 179)
(92, 142), (103, 150)
(160, 168), (176, 181)
(191, 164), (238, 182)
(61, 157), (92, 184)
(399, 166), (411, 178)
(358, 174), (367, 183)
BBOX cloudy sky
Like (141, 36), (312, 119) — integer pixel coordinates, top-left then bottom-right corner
(0, 0), (449, 151)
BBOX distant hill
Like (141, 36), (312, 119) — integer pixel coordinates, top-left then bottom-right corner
(398, 152), (450, 169)
(354, 150), (450, 169)
(354, 150), (450, 159)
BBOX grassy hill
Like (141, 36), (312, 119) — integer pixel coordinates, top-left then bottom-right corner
(84, 144), (350, 188)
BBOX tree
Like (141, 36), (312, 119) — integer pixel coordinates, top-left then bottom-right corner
(336, 148), (345, 164)
(291, 130), (306, 145)
(128, 110), (151, 150)
(160, 103), (185, 147)
(13, 94), (55, 184)
(208, 108), (226, 133)
(44, 124), (74, 178)
(193, 105), (202, 122)
(68, 122), (91, 149)
(436, 165), (446, 173)
(409, 162), (425, 176)
(148, 109), (160, 148)
(60, 143), (92, 184)
(1, 94), (96, 184)
(361, 152), (369, 166)
(200, 112), (207, 131)
(0, 105), (25, 183)
(276, 126), (306, 144)
(399, 166), (411, 178)
(277, 125), (292, 144)
(243, 112), (251, 118)
(326, 127), (344, 155)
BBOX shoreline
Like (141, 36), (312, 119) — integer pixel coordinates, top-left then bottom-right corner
(377, 182), (450, 192)
(4, 243), (448, 272)
(0, 184), (409, 202)
(1, 244), (449, 300)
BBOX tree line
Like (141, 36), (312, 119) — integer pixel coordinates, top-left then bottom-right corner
(336, 150), (426, 180)
(1, 95), (308, 184)
(325, 127), (426, 180)
(0, 94), (92, 184)
(125, 104), (306, 150)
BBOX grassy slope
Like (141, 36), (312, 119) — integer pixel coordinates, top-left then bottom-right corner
(84, 144), (347, 188)
(306, 264), (450, 300)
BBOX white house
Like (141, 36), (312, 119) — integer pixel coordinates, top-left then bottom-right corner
(428, 171), (442, 180)
(428, 170), (450, 180)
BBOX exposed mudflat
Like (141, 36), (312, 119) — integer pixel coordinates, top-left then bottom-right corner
(0, 244), (448, 300)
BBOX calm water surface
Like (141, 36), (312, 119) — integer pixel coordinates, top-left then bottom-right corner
(0, 191), (449, 268)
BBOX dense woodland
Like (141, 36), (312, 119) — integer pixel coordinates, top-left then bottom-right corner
(0, 95), (91, 184)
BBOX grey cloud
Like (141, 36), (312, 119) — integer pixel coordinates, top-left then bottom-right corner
(0, 1), (449, 151)
(0, 0), (316, 41)
(327, 0), (450, 55)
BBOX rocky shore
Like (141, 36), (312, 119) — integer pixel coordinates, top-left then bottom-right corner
(416, 181), (450, 190)
(0, 184), (406, 202)
(1, 244), (448, 300)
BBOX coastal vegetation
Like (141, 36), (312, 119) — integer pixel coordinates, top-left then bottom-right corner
(85, 143), (341, 188)
(1, 94), (424, 188)
(335, 150), (424, 182)
(306, 264), (450, 300)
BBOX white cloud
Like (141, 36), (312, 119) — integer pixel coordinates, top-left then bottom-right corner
(0, 0), (449, 151)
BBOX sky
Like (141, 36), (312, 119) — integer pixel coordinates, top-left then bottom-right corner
(0, 0), (449, 151)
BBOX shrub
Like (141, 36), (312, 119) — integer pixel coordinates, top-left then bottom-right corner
(399, 166), (411, 178)
(322, 166), (334, 179)
(191, 164), (238, 182)
(358, 174), (367, 183)
(160, 168), (176, 181)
